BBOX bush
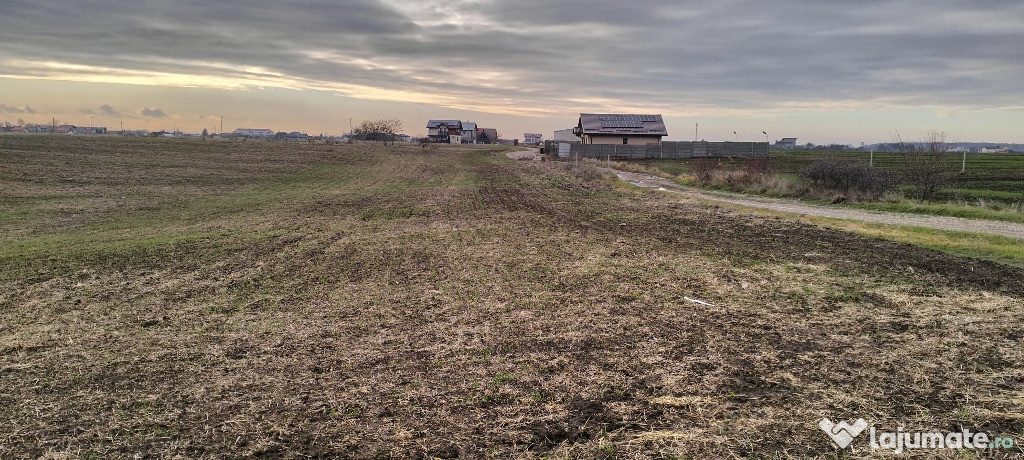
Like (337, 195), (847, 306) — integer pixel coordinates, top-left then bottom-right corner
(897, 132), (958, 203)
(802, 158), (894, 199)
(741, 157), (773, 176)
(691, 158), (722, 181)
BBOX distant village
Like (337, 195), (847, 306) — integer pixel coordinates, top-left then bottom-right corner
(1, 118), (1020, 153)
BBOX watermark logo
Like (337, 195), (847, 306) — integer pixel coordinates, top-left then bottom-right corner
(820, 417), (1016, 454)
(819, 418), (868, 448)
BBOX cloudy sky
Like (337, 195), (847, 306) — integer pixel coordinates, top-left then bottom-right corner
(1, 0), (1021, 143)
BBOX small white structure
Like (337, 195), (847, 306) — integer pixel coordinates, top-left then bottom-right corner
(553, 128), (579, 142)
(234, 128), (274, 138)
(524, 133), (543, 144)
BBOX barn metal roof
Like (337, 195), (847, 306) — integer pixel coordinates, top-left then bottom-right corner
(578, 113), (667, 136)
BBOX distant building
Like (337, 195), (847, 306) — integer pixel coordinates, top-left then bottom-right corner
(573, 113), (667, 145)
(427, 120), (463, 144)
(476, 127), (498, 144)
(461, 122), (477, 144)
(553, 128), (579, 142)
(524, 133), (542, 144)
(774, 138), (798, 148)
(234, 128), (275, 138)
(981, 146), (1010, 153)
(64, 126), (106, 135)
(25, 124), (52, 133)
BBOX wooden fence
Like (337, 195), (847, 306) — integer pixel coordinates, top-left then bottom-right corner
(545, 141), (768, 159)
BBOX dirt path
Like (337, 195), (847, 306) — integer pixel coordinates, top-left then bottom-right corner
(506, 148), (541, 160)
(609, 169), (1024, 240)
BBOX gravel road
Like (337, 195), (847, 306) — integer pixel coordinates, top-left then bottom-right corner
(610, 169), (1024, 241)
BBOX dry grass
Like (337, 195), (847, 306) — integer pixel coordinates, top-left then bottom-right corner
(1, 137), (1022, 458)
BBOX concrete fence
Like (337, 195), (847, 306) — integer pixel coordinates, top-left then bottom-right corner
(545, 141), (768, 160)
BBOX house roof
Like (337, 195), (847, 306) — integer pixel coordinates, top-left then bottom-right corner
(427, 119), (462, 129)
(578, 113), (667, 136)
(524, 133), (542, 137)
(462, 122), (477, 131)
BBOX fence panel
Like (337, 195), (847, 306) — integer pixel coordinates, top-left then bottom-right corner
(563, 141), (767, 160)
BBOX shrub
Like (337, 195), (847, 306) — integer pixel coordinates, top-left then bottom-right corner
(691, 158), (721, 181)
(741, 157), (773, 176)
(802, 157), (894, 199)
(739, 157), (773, 185)
(897, 131), (958, 203)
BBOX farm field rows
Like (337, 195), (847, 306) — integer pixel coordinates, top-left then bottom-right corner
(1, 137), (1022, 458)
(633, 150), (1024, 203)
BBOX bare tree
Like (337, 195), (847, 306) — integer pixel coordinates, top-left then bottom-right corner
(351, 118), (403, 144)
(897, 131), (958, 203)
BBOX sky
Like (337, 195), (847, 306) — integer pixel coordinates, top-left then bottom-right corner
(1, 0), (1022, 144)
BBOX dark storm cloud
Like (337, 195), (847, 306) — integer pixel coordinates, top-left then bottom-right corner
(100, 105), (122, 117)
(140, 107), (167, 118)
(0, 103), (36, 114)
(1, 0), (1021, 113)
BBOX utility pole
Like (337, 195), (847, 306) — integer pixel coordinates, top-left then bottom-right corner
(962, 150), (967, 173)
(220, 116), (223, 134)
(695, 123), (698, 142)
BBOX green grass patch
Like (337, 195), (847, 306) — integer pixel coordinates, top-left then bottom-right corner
(807, 217), (1024, 267)
(847, 201), (1024, 224)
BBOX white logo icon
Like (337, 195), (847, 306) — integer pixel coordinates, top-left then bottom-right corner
(819, 418), (868, 448)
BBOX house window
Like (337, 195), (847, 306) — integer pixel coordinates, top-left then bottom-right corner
(622, 137), (628, 145)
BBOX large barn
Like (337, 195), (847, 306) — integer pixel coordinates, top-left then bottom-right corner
(572, 113), (668, 145)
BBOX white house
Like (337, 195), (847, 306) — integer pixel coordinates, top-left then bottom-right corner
(427, 120), (463, 144)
